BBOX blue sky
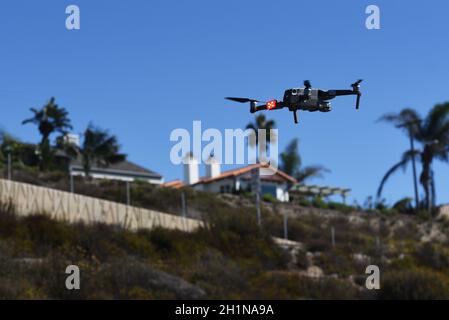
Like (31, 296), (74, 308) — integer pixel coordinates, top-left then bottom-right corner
(1, 0), (448, 205)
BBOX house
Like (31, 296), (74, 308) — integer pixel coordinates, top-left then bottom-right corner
(59, 134), (163, 184)
(163, 154), (296, 202)
(69, 158), (163, 184)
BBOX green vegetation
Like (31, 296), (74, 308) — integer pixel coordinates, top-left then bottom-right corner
(280, 138), (329, 183)
(58, 123), (127, 178)
(246, 114), (276, 151)
(22, 97), (73, 171)
(2, 99), (449, 299)
(378, 103), (449, 215)
(1, 181), (449, 299)
(2, 98), (126, 179)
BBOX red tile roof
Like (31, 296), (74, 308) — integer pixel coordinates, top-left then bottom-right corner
(162, 163), (296, 189)
(162, 179), (184, 189)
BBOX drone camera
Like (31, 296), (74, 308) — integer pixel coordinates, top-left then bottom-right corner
(318, 102), (332, 112)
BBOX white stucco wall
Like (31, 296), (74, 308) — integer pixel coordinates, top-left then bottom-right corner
(193, 177), (290, 202)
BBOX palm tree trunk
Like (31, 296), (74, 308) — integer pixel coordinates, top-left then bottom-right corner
(420, 164), (431, 214)
(431, 169), (436, 214)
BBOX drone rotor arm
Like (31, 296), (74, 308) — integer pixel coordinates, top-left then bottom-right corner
(331, 90), (356, 97)
(252, 100), (285, 113)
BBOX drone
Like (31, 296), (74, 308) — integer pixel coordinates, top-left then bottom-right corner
(226, 80), (362, 124)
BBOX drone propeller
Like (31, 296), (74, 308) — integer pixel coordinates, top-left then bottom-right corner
(304, 80), (312, 89)
(225, 97), (263, 113)
(225, 97), (260, 103)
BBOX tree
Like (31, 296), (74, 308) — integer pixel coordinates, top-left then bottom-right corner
(246, 114), (276, 161)
(0, 130), (38, 170)
(377, 103), (449, 213)
(22, 97), (72, 170)
(245, 114), (276, 226)
(280, 138), (329, 183)
(78, 124), (126, 178)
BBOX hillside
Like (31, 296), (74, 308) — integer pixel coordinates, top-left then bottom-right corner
(1, 172), (449, 299)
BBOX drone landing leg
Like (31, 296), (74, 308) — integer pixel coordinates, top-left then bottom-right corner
(293, 111), (298, 124)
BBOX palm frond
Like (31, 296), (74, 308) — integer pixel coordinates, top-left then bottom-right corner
(376, 149), (418, 199)
(378, 108), (423, 139)
(422, 102), (449, 138)
(296, 165), (330, 183)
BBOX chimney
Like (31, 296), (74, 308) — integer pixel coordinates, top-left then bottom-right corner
(183, 152), (199, 185)
(205, 154), (221, 178)
(64, 133), (80, 147)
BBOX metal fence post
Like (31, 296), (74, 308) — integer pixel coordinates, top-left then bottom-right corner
(181, 191), (187, 217)
(126, 181), (131, 206)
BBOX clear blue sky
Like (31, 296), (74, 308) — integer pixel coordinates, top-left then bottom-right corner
(1, 0), (448, 206)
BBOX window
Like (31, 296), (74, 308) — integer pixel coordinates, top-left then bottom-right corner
(261, 185), (277, 198)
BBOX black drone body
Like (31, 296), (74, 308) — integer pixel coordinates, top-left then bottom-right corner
(226, 80), (362, 124)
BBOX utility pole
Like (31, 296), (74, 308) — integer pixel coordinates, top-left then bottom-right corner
(252, 168), (262, 226)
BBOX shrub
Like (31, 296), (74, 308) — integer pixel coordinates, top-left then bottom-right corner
(379, 268), (449, 299)
(297, 276), (366, 299)
(0, 202), (18, 238)
(314, 249), (358, 277)
(327, 202), (354, 214)
(262, 194), (277, 203)
(414, 243), (449, 271)
(200, 209), (289, 270)
(392, 197), (414, 215)
(298, 197), (312, 207)
(312, 197), (328, 209)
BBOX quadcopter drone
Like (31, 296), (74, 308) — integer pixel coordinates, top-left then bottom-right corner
(226, 80), (362, 124)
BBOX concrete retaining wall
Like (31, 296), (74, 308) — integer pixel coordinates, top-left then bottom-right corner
(0, 179), (203, 232)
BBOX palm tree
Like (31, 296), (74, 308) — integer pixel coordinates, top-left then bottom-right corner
(246, 114), (276, 162)
(245, 114), (276, 225)
(280, 138), (329, 183)
(377, 103), (449, 213)
(23, 97), (72, 145)
(22, 97), (72, 170)
(78, 124), (126, 178)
